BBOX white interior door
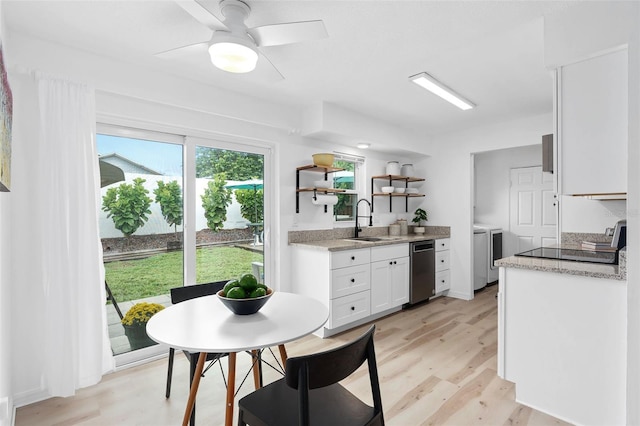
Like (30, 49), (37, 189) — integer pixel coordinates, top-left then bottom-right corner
(510, 167), (557, 252)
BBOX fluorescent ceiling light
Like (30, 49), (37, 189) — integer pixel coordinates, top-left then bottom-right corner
(208, 34), (258, 73)
(409, 72), (475, 110)
(357, 143), (370, 149)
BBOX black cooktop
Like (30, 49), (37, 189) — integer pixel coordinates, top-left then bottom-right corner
(515, 247), (618, 265)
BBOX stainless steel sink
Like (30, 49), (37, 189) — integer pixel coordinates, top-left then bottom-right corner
(344, 236), (405, 242)
(344, 237), (383, 242)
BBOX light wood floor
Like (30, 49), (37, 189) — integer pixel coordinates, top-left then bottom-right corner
(16, 285), (571, 425)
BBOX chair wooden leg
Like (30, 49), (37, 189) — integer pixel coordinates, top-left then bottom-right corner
(225, 352), (237, 426)
(166, 348), (175, 398)
(278, 344), (288, 369)
(182, 352), (207, 426)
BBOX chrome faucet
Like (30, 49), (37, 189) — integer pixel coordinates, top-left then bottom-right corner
(355, 198), (373, 238)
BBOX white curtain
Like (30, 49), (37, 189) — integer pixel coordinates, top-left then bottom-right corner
(36, 74), (114, 396)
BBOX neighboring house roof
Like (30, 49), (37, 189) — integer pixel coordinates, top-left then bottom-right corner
(98, 153), (161, 175)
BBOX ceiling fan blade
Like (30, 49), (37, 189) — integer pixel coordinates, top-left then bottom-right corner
(155, 41), (209, 59)
(257, 50), (285, 81)
(175, 0), (227, 31)
(248, 20), (327, 47)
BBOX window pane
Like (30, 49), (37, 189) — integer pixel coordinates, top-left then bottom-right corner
(97, 133), (183, 355)
(195, 146), (265, 286)
(333, 160), (356, 221)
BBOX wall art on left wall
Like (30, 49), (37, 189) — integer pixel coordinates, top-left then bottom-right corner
(0, 42), (12, 192)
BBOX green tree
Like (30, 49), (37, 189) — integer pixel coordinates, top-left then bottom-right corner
(102, 178), (152, 237)
(201, 173), (232, 231)
(234, 188), (264, 224)
(153, 180), (183, 240)
(333, 160), (355, 220)
(196, 148), (263, 180)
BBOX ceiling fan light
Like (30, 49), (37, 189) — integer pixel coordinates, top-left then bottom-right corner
(208, 41), (258, 73)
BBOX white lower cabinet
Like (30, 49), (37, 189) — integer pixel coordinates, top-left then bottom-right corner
(291, 243), (409, 337)
(329, 290), (371, 329)
(371, 244), (409, 314)
(435, 238), (451, 293)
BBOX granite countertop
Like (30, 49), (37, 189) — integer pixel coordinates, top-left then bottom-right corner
(496, 246), (626, 281)
(288, 226), (450, 252)
(289, 233), (449, 252)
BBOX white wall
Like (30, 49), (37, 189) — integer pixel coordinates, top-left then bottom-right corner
(423, 113), (553, 300)
(474, 144), (542, 257)
(560, 196), (626, 234)
(0, 2), (13, 424)
(628, 6), (640, 423)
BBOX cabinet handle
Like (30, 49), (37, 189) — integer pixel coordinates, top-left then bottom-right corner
(351, 306), (355, 311)
(441, 280), (445, 283)
(394, 261), (397, 265)
(351, 256), (355, 260)
(389, 261), (393, 265)
(441, 259), (445, 263)
(350, 278), (355, 283)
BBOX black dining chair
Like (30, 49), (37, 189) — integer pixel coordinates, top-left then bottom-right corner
(165, 280), (230, 426)
(237, 324), (384, 426)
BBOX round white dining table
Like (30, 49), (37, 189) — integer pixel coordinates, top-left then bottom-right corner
(146, 291), (328, 426)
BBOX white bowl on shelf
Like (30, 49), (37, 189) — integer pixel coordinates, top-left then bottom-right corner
(395, 188), (406, 194)
(314, 180), (332, 188)
(406, 188), (419, 194)
(381, 186), (394, 193)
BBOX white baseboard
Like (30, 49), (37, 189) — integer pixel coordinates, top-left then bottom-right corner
(12, 388), (49, 410)
(445, 290), (473, 300)
(0, 396), (12, 426)
(314, 306), (403, 338)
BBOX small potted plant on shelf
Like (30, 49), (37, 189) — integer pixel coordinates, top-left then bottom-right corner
(412, 208), (428, 234)
(121, 302), (165, 350)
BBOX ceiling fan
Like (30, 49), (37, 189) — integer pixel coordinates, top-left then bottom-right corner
(158, 0), (328, 79)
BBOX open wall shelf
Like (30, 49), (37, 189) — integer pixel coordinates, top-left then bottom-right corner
(371, 175), (425, 212)
(296, 164), (354, 213)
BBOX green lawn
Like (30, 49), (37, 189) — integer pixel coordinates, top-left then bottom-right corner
(105, 246), (263, 302)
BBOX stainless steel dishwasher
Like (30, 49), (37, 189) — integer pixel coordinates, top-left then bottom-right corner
(407, 240), (436, 306)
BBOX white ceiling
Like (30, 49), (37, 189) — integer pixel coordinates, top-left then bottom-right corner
(4, 0), (577, 140)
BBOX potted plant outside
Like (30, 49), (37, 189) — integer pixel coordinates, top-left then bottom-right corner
(412, 208), (428, 234)
(121, 302), (165, 350)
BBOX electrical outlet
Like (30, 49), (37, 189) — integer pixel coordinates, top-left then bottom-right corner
(605, 227), (615, 237)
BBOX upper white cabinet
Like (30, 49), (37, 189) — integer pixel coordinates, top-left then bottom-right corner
(559, 48), (628, 195)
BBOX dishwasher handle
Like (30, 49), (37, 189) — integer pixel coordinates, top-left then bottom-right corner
(412, 241), (435, 252)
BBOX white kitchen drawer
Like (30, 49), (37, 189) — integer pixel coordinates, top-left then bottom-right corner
(436, 238), (450, 252)
(330, 264), (370, 299)
(370, 243), (409, 262)
(331, 248), (371, 269)
(435, 270), (450, 293)
(436, 250), (450, 272)
(329, 291), (371, 329)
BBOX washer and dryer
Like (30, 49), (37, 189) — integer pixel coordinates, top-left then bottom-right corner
(473, 224), (503, 288)
(473, 228), (488, 291)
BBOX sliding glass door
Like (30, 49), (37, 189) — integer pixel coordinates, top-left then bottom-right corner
(193, 145), (265, 285)
(97, 125), (270, 365)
